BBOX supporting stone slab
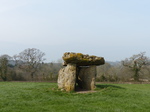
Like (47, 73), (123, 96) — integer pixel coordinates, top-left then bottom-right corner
(78, 66), (96, 90)
(57, 64), (76, 92)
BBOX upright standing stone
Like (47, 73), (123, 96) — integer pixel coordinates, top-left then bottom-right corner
(78, 66), (96, 90)
(58, 64), (76, 91)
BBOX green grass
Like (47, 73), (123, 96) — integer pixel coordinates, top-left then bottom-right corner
(0, 82), (150, 112)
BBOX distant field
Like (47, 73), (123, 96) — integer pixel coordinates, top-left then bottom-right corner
(0, 82), (150, 112)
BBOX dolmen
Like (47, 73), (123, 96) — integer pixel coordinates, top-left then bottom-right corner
(58, 52), (105, 92)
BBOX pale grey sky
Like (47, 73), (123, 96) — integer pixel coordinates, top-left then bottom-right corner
(0, 0), (150, 62)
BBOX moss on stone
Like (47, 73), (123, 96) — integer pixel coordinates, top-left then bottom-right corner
(62, 52), (105, 66)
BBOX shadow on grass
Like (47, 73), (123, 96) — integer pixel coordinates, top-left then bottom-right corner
(96, 84), (125, 89)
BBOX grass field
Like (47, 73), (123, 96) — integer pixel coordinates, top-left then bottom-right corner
(0, 82), (150, 112)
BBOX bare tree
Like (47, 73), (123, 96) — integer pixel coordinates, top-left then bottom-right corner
(96, 63), (112, 81)
(122, 52), (149, 81)
(15, 48), (46, 79)
(0, 55), (11, 81)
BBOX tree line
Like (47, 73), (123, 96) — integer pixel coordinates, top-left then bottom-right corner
(97, 52), (150, 82)
(0, 48), (63, 81)
(0, 49), (150, 82)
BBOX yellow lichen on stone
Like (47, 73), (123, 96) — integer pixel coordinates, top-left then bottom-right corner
(62, 52), (105, 66)
(76, 53), (83, 59)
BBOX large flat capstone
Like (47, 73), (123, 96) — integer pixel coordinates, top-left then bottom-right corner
(63, 52), (105, 66)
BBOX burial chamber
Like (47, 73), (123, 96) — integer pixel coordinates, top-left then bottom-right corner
(57, 52), (105, 92)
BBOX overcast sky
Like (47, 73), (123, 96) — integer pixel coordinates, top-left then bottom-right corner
(0, 0), (150, 62)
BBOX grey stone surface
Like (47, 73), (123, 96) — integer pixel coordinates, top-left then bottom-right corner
(57, 64), (76, 92)
(77, 66), (96, 90)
